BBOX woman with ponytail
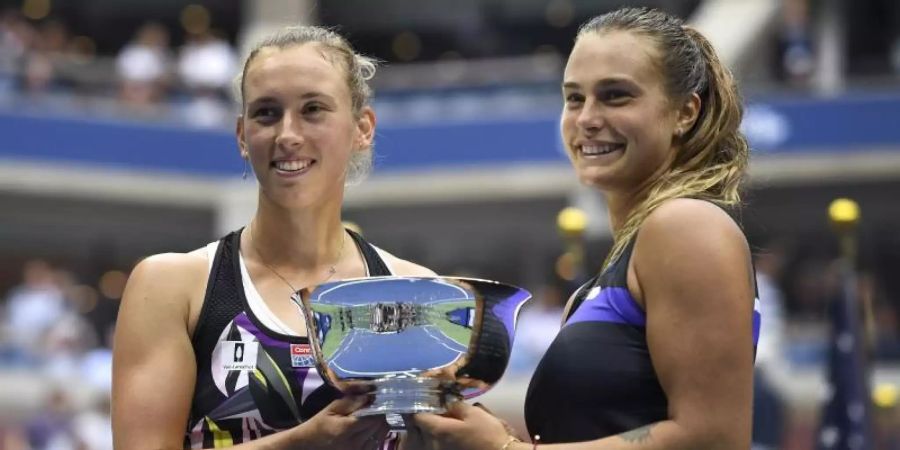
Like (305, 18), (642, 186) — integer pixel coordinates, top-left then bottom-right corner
(409, 7), (757, 450)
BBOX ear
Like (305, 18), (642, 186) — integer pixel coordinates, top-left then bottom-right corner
(673, 92), (701, 137)
(354, 106), (376, 151)
(235, 115), (248, 159)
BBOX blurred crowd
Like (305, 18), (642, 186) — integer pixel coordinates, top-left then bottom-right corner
(0, 8), (238, 128)
(0, 259), (121, 450)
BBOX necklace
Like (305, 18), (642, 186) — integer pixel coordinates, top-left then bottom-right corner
(247, 222), (346, 294)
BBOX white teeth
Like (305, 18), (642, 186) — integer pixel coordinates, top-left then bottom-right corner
(274, 160), (312, 171)
(580, 144), (622, 155)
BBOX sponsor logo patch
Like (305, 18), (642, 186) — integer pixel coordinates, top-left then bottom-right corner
(290, 343), (316, 368)
(222, 341), (258, 371)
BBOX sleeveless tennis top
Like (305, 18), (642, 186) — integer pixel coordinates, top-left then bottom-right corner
(184, 229), (397, 448)
(523, 239), (761, 443)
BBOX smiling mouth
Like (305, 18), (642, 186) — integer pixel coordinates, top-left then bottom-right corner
(579, 143), (625, 156)
(272, 160), (315, 172)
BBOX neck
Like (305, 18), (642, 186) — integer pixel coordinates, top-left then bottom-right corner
(603, 183), (651, 236)
(248, 195), (347, 271)
(603, 157), (674, 235)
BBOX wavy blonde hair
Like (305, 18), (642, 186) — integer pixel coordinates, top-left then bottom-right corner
(576, 8), (750, 268)
(234, 26), (378, 185)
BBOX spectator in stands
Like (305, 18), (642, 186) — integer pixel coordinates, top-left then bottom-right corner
(24, 388), (79, 450)
(177, 28), (238, 128)
(2, 259), (68, 363)
(0, 9), (32, 95)
(115, 22), (171, 109)
(778, 0), (815, 86)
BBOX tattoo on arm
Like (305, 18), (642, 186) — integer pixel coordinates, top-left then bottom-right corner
(619, 424), (655, 444)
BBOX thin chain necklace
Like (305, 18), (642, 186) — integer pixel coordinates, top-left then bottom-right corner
(247, 221), (346, 293)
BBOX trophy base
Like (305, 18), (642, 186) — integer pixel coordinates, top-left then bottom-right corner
(353, 377), (459, 426)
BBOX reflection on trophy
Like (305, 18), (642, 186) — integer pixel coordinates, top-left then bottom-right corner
(291, 277), (531, 424)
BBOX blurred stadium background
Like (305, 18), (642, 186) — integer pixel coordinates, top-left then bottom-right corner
(0, 0), (899, 448)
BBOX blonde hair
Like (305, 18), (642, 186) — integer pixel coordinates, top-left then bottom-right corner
(234, 26), (378, 185)
(577, 7), (749, 268)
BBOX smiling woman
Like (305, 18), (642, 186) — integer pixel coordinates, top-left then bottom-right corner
(111, 25), (436, 450)
(408, 7), (758, 450)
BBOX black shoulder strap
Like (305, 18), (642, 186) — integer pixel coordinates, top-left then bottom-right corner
(191, 230), (245, 357)
(346, 229), (393, 276)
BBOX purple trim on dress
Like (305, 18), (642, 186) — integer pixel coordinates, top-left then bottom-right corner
(234, 313), (291, 349)
(234, 313), (315, 386)
(752, 310), (761, 347)
(565, 286), (646, 327)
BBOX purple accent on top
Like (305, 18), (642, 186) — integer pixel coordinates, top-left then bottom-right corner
(566, 286), (646, 327)
(491, 288), (532, 341)
(234, 313), (291, 349)
(752, 310), (761, 347)
(233, 313), (315, 386)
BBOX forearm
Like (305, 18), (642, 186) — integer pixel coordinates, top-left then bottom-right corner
(510, 420), (745, 450)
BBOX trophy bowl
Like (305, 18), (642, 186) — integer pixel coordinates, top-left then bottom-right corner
(292, 276), (531, 424)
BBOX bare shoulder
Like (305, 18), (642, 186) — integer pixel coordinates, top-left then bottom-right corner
(639, 198), (747, 254)
(376, 248), (438, 277)
(633, 198), (751, 297)
(129, 249), (209, 289)
(122, 248), (210, 318)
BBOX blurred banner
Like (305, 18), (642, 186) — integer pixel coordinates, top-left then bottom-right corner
(3, 92), (900, 176)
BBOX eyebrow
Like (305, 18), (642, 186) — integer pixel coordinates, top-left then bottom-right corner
(562, 77), (638, 90)
(247, 91), (335, 106)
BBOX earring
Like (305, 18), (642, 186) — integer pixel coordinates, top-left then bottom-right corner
(242, 157), (249, 180)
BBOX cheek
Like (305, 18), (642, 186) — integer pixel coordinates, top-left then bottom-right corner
(559, 112), (577, 141)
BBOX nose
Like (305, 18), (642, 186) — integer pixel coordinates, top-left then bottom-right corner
(575, 99), (603, 132)
(275, 112), (304, 149)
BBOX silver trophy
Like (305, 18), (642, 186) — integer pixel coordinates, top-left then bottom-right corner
(292, 276), (530, 423)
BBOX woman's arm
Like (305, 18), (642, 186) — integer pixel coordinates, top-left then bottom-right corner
(534, 199), (755, 450)
(112, 252), (208, 450)
(608, 199), (754, 450)
(412, 199), (755, 450)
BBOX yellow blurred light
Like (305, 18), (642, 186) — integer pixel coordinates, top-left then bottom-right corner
(392, 31), (421, 62)
(180, 4), (211, 35)
(22, 0), (51, 20)
(557, 207), (587, 235)
(545, 0), (574, 28)
(873, 383), (899, 409)
(828, 198), (860, 227)
(99, 270), (128, 300)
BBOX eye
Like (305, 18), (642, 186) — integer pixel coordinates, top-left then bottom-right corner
(302, 102), (328, 116)
(250, 106), (281, 123)
(564, 92), (585, 106)
(599, 89), (632, 103)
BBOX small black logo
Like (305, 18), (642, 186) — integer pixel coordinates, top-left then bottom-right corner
(234, 343), (244, 362)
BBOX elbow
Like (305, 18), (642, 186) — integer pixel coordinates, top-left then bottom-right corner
(692, 423), (751, 450)
(670, 416), (751, 450)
